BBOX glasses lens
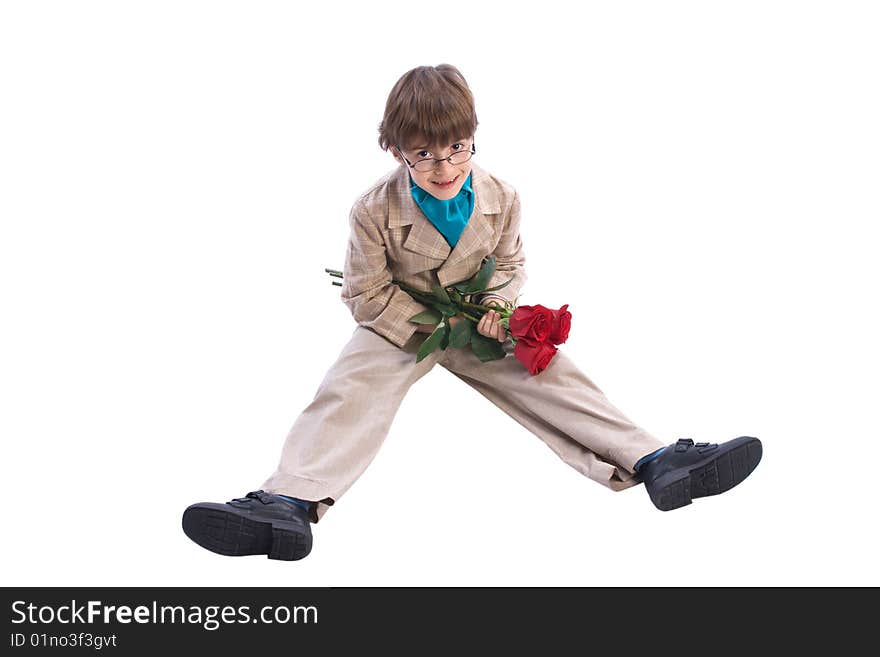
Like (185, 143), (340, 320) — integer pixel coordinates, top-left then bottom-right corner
(448, 150), (473, 165)
(412, 149), (474, 172)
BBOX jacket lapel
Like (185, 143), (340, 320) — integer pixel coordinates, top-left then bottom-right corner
(387, 163), (501, 287)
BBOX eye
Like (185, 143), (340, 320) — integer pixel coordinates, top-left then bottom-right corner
(452, 143), (464, 150)
(417, 151), (430, 158)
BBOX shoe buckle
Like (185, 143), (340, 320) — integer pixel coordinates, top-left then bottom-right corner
(675, 438), (694, 452)
(232, 490), (274, 505)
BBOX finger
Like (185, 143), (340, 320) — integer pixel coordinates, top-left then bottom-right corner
(480, 312), (497, 339)
(490, 314), (501, 339)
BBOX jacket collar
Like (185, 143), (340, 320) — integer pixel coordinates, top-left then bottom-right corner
(385, 162), (501, 287)
(387, 161), (501, 228)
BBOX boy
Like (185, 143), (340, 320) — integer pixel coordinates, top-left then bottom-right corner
(182, 64), (762, 561)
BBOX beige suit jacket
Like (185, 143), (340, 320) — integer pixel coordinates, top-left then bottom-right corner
(340, 162), (527, 348)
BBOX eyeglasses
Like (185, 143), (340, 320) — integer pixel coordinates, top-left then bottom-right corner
(396, 142), (476, 172)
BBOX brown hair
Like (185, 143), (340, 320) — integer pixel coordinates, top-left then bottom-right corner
(378, 64), (478, 154)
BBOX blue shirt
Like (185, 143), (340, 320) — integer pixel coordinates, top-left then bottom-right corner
(409, 172), (475, 248)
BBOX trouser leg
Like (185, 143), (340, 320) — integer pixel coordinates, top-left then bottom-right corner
(260, 325), (441, 521)
(441, 340), (666, 492)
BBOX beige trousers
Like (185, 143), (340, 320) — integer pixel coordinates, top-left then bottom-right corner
(260, 325), (665, 522)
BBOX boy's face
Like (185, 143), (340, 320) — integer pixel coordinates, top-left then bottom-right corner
(392, 135), (474, 201)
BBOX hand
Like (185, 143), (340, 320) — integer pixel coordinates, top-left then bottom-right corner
(477, 300), (506, 343)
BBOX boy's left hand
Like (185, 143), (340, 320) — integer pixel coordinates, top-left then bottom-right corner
(477, 299), (506, 343)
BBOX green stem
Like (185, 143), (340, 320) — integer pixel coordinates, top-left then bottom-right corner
(461, 300), (510, 315)
(392, 279), (511, 320)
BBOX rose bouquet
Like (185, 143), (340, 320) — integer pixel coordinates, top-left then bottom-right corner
(326, 256), (571, 375)
(506, 302), (571, 375)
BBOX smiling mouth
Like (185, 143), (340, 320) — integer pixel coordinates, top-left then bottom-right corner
(432, 175), (459, 185)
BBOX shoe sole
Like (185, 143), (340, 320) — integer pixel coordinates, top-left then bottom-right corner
(182, 503), (311, 561)
(648, 436), (762, 511)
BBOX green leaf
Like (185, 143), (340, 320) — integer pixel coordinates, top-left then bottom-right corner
(479, 277), (513, 295)
(405, 290), (435, 306)
(435, 303), (458, 317)
(452, 282), (471, 293)
(470, 332), (506, 362)
(409, 309), (443, 324)
(431, 284), (451, 305)
(416, 322), (447, 363)
(449, 319), (474, 348)
(465, 255), (496, 294)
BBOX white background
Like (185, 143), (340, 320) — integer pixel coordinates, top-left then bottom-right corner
(2, 1), (878, 586)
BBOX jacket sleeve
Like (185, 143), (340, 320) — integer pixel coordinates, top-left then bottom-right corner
(340, 198), (431, 349)
(474, 189), (527, 307)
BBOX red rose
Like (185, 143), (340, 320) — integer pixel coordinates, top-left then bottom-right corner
(509, 305), (554, 342)
(513, 336), (558, 375)
(548, 304), (571, 345)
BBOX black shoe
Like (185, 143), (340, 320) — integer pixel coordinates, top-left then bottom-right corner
(182, 490), (312, 560)
(641, 436), (762, 511)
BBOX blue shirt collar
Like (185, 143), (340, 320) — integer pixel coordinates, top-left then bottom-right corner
(407, 171), (475, 248)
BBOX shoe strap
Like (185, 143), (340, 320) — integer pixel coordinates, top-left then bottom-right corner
(230, 490), (275, 505)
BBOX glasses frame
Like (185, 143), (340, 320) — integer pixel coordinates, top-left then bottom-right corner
(396, 141), (477, 172)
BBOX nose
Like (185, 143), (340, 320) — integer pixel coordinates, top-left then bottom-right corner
(434, 157), (456, 175)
